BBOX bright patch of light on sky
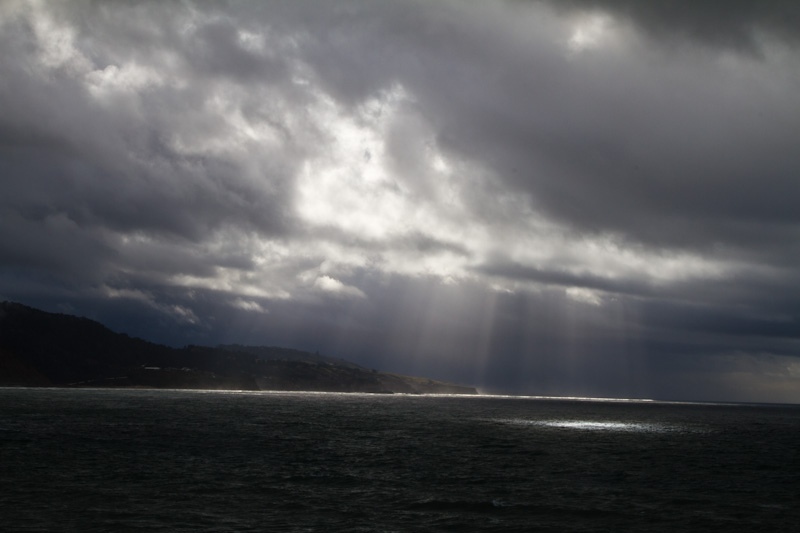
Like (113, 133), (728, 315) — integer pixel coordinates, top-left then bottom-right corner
(169, 270), (292, 300)
(567, 13), (614, 53)
(297, 90), (398, 237)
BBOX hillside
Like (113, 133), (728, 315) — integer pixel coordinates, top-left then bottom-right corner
(0, 302), (477, 395)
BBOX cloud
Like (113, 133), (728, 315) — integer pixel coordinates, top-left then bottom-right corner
(1, 0), (800, 402)
(547, 0), (800, 54)
(231, 298), (268, 314)
(312, 276), (366, 299)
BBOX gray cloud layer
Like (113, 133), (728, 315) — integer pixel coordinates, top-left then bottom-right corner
(2, 0), (800, 402)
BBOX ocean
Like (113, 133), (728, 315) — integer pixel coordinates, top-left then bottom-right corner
(1, 388), (797, 532)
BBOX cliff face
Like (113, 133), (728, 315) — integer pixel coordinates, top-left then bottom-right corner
(0, 302), (477, 395)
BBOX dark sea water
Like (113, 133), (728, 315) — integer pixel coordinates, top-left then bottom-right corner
(1, 388), (798, 532)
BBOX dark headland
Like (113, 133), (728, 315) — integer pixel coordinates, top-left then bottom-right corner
(0, 301), (477, 395)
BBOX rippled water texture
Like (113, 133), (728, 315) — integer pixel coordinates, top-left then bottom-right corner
(1, 388), (798, 532)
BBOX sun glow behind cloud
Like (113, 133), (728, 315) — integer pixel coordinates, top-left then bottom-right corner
(295, 88), (406, 242)
(293, 83), (484, 280)
(567, 12), (615, 54)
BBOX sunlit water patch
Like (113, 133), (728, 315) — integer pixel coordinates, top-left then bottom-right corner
(492, 418), (675, 432)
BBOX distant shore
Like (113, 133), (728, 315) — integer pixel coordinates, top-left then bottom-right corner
(0, 301), (478, 395)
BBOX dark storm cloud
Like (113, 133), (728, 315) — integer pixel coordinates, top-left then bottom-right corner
(420, 29), (799, 253)
(0, 1), (298, 291)
(546, 0), (800, 53)
(2, 1), (800, 402)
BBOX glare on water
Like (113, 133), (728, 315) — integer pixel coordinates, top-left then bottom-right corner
(495, 418), (671, 432)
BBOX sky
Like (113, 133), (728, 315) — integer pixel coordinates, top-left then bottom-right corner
(2, 0), (800, 403)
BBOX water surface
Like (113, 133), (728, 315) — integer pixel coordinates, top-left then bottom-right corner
(1, 388), (797, 531)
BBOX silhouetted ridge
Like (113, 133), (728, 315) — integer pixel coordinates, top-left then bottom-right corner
(0, 301), (477, 394)
(218, 344), (366, 369)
